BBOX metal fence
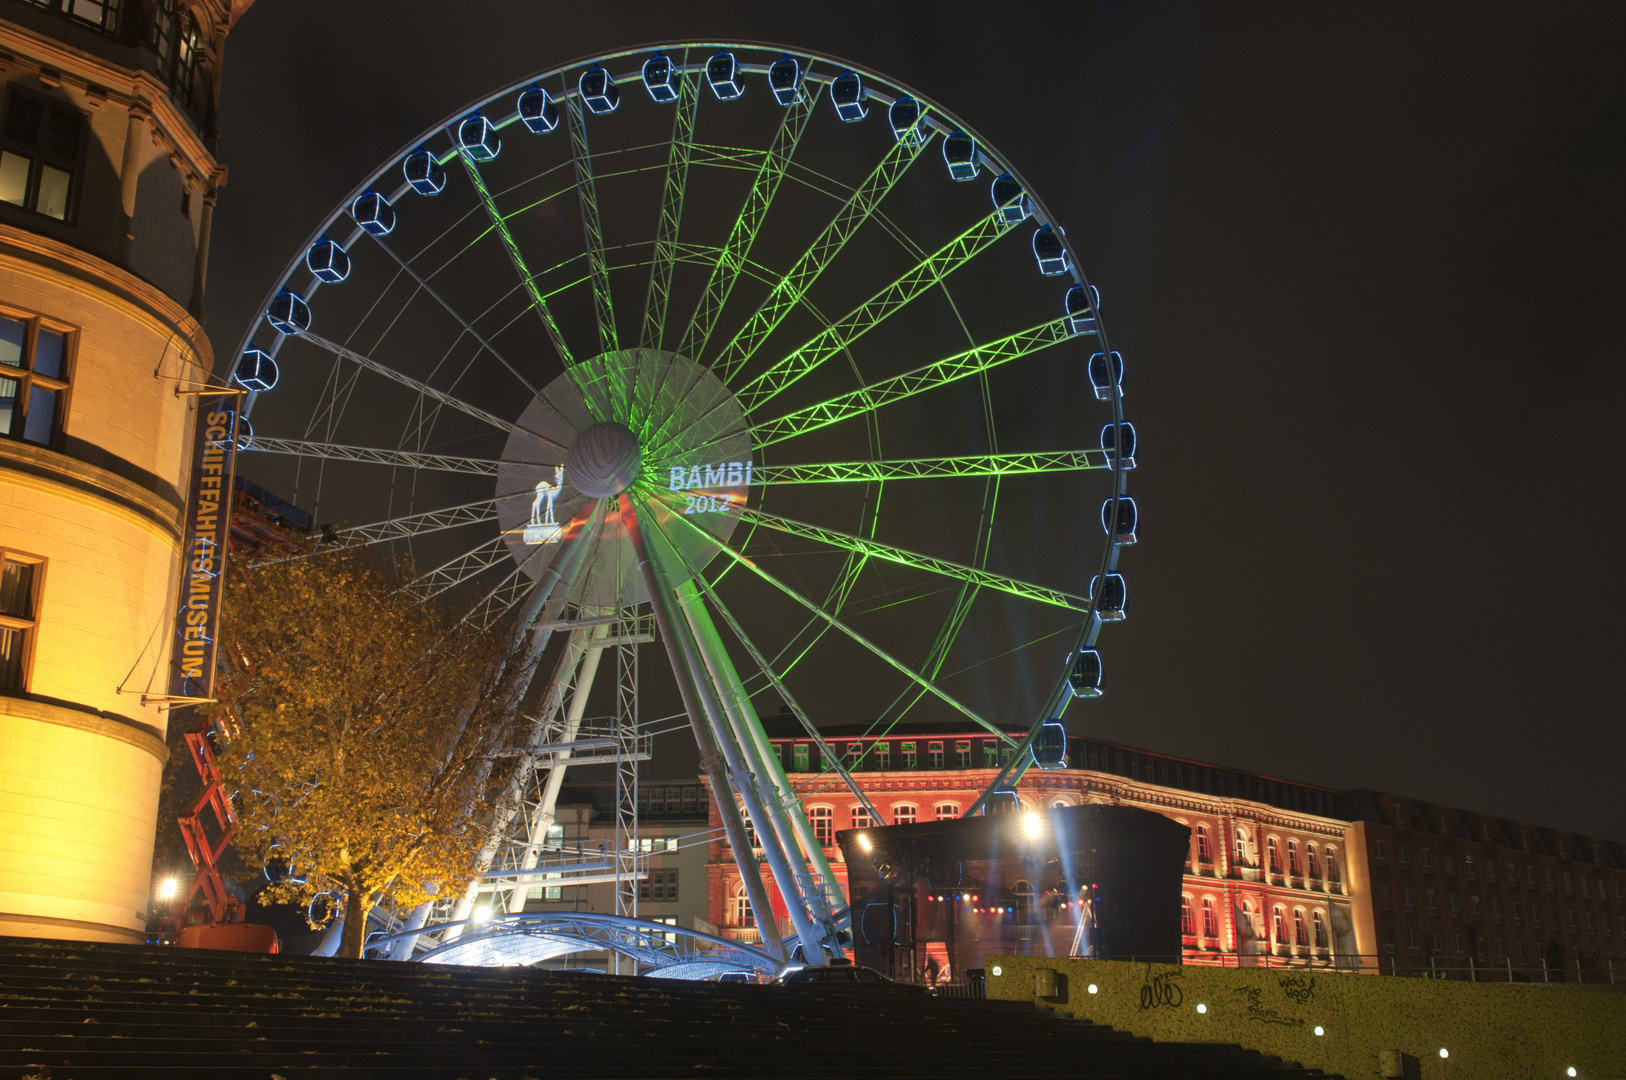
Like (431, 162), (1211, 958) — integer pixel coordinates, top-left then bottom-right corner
(1098, 952), (1621, 987)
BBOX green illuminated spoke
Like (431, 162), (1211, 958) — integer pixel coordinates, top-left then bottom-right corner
(708, 132), (934, 386)
(751, 449), (1104, 486)
(243, 435), (503, 476)
(640, 492), (1018, 746)
(735, 211), (1015, 416)
(454, 150), (607, 420)
(564, 94), (619, 358)
(676, 82), (820, 365)
(640, 70), (699, 353)
(729, 505), (1087, 612)
(665, 548), (884, 821)
(750, 318), (1072, 448)
(299, 332), (568, 454)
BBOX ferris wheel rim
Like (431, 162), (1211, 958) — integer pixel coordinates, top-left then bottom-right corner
(229, 38), (1130, 823)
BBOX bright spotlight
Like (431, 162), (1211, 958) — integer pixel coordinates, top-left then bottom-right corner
(1022, 813), (1042, 838)
(1087, 983), (1099, 994)
(990, 965), (1003, 976)
(158, 878), (178, 900)
(1566, 1070), (1577, 1078)
(1196, 1003), (1207, 1014)
(1439, 1049), (1449, 1059)
(472, 906), (492, 925)
(857, 833), (872, 852)
(1313, 1025), (1325, 1037)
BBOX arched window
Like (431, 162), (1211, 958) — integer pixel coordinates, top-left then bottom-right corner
(808, 806), (833, 846)
(733, 886), (754, 928)
(1241, 900), (1257, 937)
(1325, 847), (1340, 882)
(1272, 905), (1287, 943)
(740, 807), (758, 849)
(1201, 896), (1219, 938)
(1288, 839), (1302, 875)
(1306, 843), (1321, 878)
(1293, 909), (1308, 946)
(1234, 827), (1250, 865)
(1181, 895), (1195, 936)
(850, 806), (873, 829)
(1313, 910), (1328, 948)
(1267, 837), (1282, 874)
(892, 804), (917, 826)
(1051, 798), (1071, 809)
(1195, 824), (1212, 864)
(934, 802), (959, 821)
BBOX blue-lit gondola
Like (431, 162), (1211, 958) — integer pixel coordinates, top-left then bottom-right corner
(266, 290), (310, 336)
(457, 115), (499, 161)
(889, 96), (925, 145)
(580, 66), (620, 114)
(1101, 495), (1138, 544)
(1069, 649), (1103, 697)
(233, 415), (254, 452)
(643, 54), (679, 102)
(305, 239), (350, 283)
(943, 130), (979, 181)
(769, 56), (803, 106)
(1032, 225), (1069, 275)
(831, 71), (867, 121)
(1065, 284), (1097, 335)
(1090, 572), (1126, 621)
(234, 349), (279, 392)
(990, 173), (1030, 223)
(1033, 721), (1069, 770)
(707, 52), (744, 99)
(518, 85), (560, 132)
(350, 192), (395, 237)
(1088, 350), (1123, 401)
(403, 149), (446, 196)
(1099, 421), (1136, 469)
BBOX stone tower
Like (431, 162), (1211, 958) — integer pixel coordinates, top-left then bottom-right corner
(1, 0), (254, 943)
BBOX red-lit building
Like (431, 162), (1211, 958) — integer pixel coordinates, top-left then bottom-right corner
(705, 720), (1361, 971)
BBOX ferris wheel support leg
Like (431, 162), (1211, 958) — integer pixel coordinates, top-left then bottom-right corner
(441, 517), (601, 937)
(675, 580), (847, 945)
(623, 496), (816, 963)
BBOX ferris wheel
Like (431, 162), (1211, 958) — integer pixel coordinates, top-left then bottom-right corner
(232, 42), (1135, 964)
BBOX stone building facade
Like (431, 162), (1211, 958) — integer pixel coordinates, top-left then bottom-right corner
(704, 721), (1362, 970)
(0, 0), (252, 943)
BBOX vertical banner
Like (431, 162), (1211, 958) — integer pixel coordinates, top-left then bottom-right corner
(168, 393), (241, 700)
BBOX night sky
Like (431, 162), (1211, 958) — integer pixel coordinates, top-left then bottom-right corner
(206, 2), (1626, 841)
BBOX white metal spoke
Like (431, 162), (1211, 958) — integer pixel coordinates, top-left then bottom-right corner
(299, 331), (567, 454)
(404, 533), (514, 603)
(643, 493), (1018, 746)
(242, 435), (502, 475)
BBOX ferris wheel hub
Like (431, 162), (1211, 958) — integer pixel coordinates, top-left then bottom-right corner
(566, 420), (643, 498)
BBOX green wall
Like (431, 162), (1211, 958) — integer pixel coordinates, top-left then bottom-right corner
(986, 955), (1624, 1080)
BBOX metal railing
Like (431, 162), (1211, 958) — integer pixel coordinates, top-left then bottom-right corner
(1097, 952), (1621, 987)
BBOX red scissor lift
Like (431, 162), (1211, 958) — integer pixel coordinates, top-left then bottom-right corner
(160, 480), (313, 951)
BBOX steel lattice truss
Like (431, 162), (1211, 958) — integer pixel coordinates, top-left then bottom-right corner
(234, 43), (1131, 969)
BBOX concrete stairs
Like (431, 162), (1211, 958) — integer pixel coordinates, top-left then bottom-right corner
(0, 937), (1343, 1079)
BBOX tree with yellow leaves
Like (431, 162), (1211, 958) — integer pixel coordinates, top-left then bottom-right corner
(218, 551), (524, 958)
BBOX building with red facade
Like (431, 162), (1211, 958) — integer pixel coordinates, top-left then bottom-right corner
(703, 719), (1626, 981)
